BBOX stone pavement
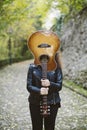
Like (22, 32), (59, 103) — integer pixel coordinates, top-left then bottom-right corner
(0, 60), (87, 130)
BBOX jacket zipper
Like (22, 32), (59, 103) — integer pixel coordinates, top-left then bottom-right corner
(53, 93), (56, 105)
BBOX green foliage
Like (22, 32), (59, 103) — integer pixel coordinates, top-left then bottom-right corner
(55, 0), (87, 19)
(63, 80), (87, 98)
(0, 0), (13, 30)
(51, 0), (87, 36)
(0, 0), (87, 63)
(51, 16), (64, 36)
(0, 0), (53, 62)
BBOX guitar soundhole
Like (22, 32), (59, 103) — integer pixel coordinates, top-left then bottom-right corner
(39, 54), (49, 63)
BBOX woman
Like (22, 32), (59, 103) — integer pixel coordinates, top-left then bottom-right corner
(27, 52), (63, 130)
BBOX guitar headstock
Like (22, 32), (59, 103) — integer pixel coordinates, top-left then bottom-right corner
(40, 95), (50, 117)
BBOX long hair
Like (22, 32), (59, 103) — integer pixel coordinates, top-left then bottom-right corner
(55, 51), (63, 69)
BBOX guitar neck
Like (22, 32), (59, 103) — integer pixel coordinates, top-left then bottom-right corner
(40, 59), (50, 116)
(41, 62), (47, 79)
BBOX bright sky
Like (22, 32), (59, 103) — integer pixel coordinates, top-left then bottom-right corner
(43, 8), (60, 30)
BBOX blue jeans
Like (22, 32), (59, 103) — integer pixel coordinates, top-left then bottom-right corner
(29, 103), (59, 130)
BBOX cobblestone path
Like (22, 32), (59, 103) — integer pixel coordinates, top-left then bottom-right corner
(0, 60), (87, 130)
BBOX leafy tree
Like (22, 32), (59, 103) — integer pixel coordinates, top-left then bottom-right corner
(50, 0), (87, 37)
(54, 0), (87, 19)
(0, 0), (53, 60)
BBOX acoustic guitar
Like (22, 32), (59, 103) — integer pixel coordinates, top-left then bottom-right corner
(28, 30), (60, 116)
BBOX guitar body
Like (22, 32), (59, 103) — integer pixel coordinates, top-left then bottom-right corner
(28, 30), (60, 71)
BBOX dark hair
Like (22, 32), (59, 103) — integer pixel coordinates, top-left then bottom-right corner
(55, 51), (62, 69)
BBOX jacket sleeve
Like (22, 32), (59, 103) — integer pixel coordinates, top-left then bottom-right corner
(27, 64), (40, 94)
(50, 68), (63, 92)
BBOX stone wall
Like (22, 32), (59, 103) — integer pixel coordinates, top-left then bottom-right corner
(61, 7), (87, 88)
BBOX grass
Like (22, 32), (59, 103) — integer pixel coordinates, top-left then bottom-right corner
(63, 79), (87, 98)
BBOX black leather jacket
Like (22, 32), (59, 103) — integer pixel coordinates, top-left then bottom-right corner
(27, 63), (63, 106)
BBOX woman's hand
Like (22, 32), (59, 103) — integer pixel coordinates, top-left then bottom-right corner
(40, 87), (49, 95)
(41, 79), (50, 87)
(40, 79), (50, 95)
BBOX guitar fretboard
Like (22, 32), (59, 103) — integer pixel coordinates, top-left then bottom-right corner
(41, 62), (47, 79)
